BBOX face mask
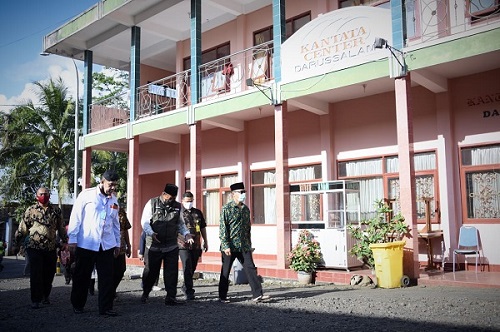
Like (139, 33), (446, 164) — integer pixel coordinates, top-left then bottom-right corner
(238, 193), (246, 203)
(37, 195), (50, 205)
(183, 202), (193, 210)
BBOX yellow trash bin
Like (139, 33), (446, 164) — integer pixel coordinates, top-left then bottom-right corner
(369, 241), (405, 288)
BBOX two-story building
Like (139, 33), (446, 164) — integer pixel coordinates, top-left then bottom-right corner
(42, 0), (500, 283)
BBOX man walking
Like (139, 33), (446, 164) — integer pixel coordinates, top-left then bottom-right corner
(15, 186), (67, 309)
(140, 183), (193, 305)
(178, 191), (208, 300)
(218, 182), (269, 303)
(67, 170), (121, 316)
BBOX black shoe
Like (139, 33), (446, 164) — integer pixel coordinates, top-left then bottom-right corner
(73, 307), (84, 314)
(42, 298), (50, 305)
(186, 294), (195, 301)
(140, 294), (148, 304)
(100, 310), (118, 317)
(31, 302), (40, 309)
(165, 297), (185, 306)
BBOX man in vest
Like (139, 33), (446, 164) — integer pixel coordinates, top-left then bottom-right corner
(140, 183), (193, 305)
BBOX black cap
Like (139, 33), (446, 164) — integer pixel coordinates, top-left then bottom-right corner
(102, 170), (119, 181)
(164, 183), (178, 196)
(230, 182), (245, 191)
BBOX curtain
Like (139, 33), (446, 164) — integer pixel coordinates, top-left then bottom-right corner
(467, 145), (500, 219)
(264, 171), (277, 224)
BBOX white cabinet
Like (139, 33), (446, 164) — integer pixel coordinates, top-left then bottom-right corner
(290, 180), (362, 271)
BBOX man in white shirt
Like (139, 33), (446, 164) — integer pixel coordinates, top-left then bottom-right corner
(68, 170), (121, 316)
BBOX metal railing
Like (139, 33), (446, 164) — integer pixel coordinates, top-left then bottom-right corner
(136, 70), (191, 119)
(407, 0), (500, 45)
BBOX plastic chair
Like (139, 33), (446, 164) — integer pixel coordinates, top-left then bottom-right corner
(453, 226), (481, 273)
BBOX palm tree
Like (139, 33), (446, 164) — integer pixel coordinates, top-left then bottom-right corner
(0, 77), (75, 213)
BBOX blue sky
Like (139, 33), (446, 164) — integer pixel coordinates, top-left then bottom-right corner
(0, 0), (99, 112)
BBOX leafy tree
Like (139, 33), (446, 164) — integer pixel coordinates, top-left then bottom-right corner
(89, 68), (129, 206)
(0, 78), (75, 218)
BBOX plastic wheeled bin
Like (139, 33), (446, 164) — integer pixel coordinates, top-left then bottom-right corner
(369, 240), (408, 288)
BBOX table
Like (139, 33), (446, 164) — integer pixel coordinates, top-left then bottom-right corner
(418, 230), (443, 270)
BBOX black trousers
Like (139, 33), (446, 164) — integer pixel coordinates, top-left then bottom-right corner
(179, 248), (202, 295)
(71, 246), (115, 314)
(143, 247), (178, 298)
(218, 250), (262, 300)
(113, 253), (127, 295)
(27, 248), (57, 303)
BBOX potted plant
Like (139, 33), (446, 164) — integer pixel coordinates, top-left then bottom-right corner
(288, 229), (322, 284)
(347, 200), (410, 270)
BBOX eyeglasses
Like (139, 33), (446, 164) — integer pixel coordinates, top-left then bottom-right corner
(233, 190), (246, 194)
(38, 193), (49, 196)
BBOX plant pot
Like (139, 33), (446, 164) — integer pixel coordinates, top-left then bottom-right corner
(297, 271), (313, 285)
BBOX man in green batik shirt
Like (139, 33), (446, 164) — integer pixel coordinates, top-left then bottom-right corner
(218, 182), (270, 303)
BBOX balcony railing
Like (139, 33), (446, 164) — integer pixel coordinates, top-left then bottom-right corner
(407, 0), (500, 45)
(89, 91), (130, 133)
(87, 1), (499, 133)
(135, 41), (274, 119)
(136, 70), (191, 119)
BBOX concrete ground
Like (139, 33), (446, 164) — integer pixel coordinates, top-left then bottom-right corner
(1, 256), (499, 332)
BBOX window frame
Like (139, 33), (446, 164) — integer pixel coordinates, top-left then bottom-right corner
(459, 143), (500, 224)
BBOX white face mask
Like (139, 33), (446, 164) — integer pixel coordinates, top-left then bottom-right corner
(238, 193), (246, 203)
(183, 202), (193, 210)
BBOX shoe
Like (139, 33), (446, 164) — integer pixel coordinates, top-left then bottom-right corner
(100, 310), (119, 317)
(219, 298), (230, 303)
(186, 294), (195, 301)
(165, 297), (185, 306)
(252, 295), (270, 302)
(31, 302), (40, 309)
(152, 285), (162, 291)
(73, 307), (84, 314)
(140, 294), (148, 304)
(42, 298), (50, 305)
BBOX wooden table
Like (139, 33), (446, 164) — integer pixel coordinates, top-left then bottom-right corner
(418, 230), (443, 270)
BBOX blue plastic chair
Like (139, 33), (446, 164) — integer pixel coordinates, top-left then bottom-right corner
(453, 226), (481, 273)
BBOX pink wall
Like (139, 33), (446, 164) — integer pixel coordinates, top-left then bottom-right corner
(451, 68), (500, 142)
(247, 117), (276, 163)
(140, 64), (172, 85)
(139, 140), (178, 175)
(199, 127), (241, 169)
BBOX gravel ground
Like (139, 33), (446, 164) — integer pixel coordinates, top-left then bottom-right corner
(1, 256), (499, 332)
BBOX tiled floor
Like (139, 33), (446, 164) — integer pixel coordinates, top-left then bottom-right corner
(194, 255), (500, 289)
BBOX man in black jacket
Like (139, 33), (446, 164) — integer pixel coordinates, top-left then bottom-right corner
(140, 183), (193, 305)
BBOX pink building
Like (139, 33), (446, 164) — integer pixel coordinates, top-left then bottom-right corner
(42, 0), (500, 283)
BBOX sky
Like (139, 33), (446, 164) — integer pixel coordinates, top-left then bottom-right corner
(0, 0), (100, 113)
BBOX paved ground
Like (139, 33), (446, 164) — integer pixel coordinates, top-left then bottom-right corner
(1, 255), (499, 332)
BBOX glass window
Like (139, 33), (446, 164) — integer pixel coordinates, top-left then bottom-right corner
(202, 173), (238, 225)
(253, 12), (311, 45)
(252, 165), (321, 225)
(461, 144), (500, 222)
(339, 152), (438, 222)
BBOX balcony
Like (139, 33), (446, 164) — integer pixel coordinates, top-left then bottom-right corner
(89, 91), (130, 133)
(406, 0), (500, 44)
(86, 0), (500, 134)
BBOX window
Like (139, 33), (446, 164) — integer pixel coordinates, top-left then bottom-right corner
(460, 144), (500, 223)
(253, 12), (311, 45)
(252, 165), (321, 225)
(252, 12), (311, 83)
(202, 174), (238, 225)
(338, 152), (438, 222)
(468, 0), (500, 21)
(183, 43), (231, 99)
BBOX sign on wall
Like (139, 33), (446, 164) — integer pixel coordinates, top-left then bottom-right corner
(281, 7), (392, 83)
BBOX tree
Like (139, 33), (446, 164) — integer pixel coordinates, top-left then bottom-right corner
(0, 78), (75, 217)
(89, 68), (129, 206)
